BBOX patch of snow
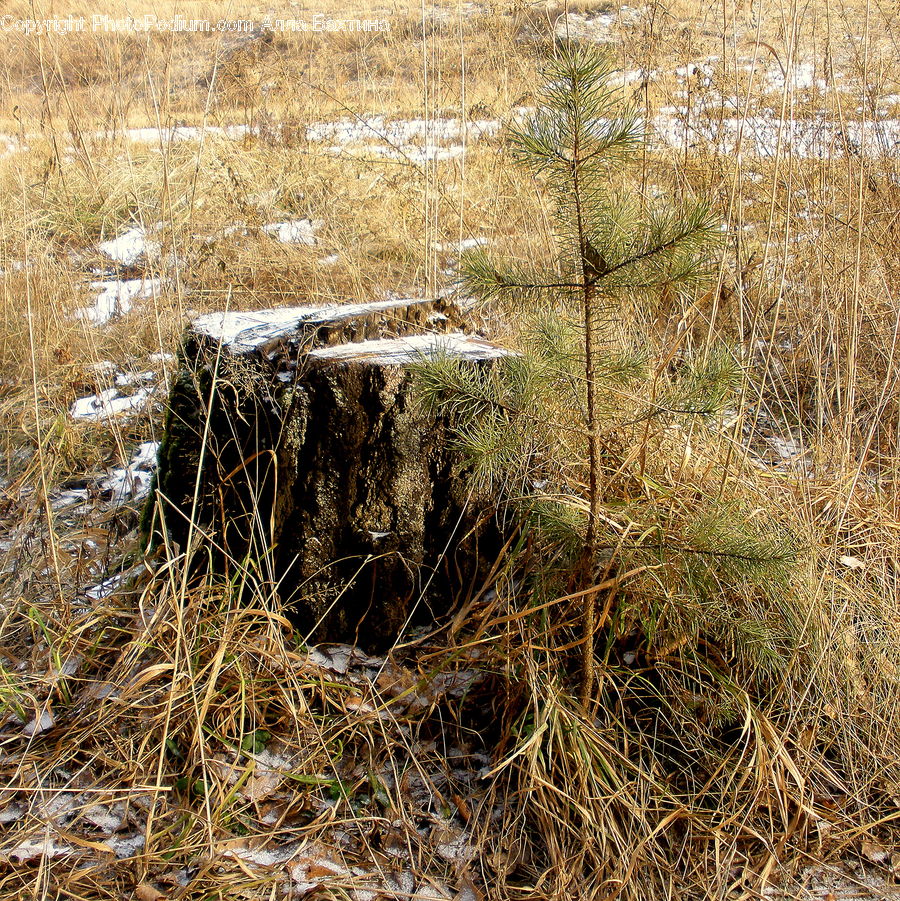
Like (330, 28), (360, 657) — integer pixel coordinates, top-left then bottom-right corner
(306, 116), (500, 146)
(224, 841), (298, 867)
(762, 863), (898, 901)
(433, 237), (488, 253)
(76, 278), (160, 325)
(58, 656), (80, 677)
(765, 61), (819, 93)
(70, 387), (153, 421)
(82, 803), (125, 833)
(616, 68), (651, 86)
(0, 259), (27, 276)
(326, 646), (352, 674)
(104, 833), (145, 859)
(114, 370), (156, 388)
(650, 108), (900, 159)
(306, 647), (334, 670)
(121, 124), (251, 144)
(354, 143), (466, 163)
(385, 872), (415, 895)
(51, 488), (90, 510)
(554, 11), (617, 42)
(290, 849), (349, 892)
(130, 440), (160, 470)
(98, 226), (162, 267)
(766, 435), (805, 460)
(306, 645), (385, 674)
(193, 223), (250, 245)
(86, 574), (122, 600)
(0, 135), (26, 157)
(309, 333), (514, 365)
(87, 360), (117, 376)
(99, 440), (159, 503)
(261, 218), (321, 245)
(0, 802), (26, 825)
(305, 115), (499, 164)
(192, 298), (434, 352)
(426, 669), (480, 700)
(676, 63), (715, 87)
(414, 883), (454, 900)
(7, 95), (900, 166)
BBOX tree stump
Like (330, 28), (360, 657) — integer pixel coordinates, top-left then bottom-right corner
(146, 298), (512, 649)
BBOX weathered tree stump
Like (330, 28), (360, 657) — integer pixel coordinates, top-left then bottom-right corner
(146, 298), (511, 649)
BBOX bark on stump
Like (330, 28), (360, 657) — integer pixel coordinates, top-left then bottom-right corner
(146, 299), (511, 649)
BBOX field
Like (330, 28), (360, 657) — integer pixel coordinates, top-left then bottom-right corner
(2, 0), (900, 898)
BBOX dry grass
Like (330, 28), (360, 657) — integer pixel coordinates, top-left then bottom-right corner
(3, 0), (900, 898)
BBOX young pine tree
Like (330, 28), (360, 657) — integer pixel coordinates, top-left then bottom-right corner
(415, 44), (785, 705)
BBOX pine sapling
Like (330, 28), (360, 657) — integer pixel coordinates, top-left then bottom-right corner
(458, 44), (722, 703)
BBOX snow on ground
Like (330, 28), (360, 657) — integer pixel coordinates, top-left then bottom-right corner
(304, 116), (501, 145)
(195, 219), (322, 246)
(69, 386), (154, 421)
(125, 107), (900, 160)
(651, 108), (900, 158)
(85, 573), (123, 600)
(98, 440), (160, 504)
(0, 259), (27, 276)
(432, 237), (488, 253)
(66, 361), (167, 426)
(120, 124), (251, 143)
(260, 218), (322, 244)
(75, 278), (161, 325)
(341, 141), (466, 163)
(98, 225), (162, 267)
(2, 91), (898, 163)
(552, 7), (645, 43)
(306, 115), (499, 164)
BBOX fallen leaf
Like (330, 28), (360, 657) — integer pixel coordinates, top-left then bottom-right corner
(22, 708), (54, 736)
(344, 695), (376, 715)
(454, 872), (482, 901)
(135, 884), (166, 901)
(862, 839), (889, 863)
(0, 836), (74, 864)
(432, 824), (474, 863)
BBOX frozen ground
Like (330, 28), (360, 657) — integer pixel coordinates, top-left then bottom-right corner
(2, 62), (896, 164)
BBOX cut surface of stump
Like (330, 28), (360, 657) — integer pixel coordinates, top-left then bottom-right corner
(147, 298), (511, 649)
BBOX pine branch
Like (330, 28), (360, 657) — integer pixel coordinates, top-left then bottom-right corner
(592, 201), (722, 288)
